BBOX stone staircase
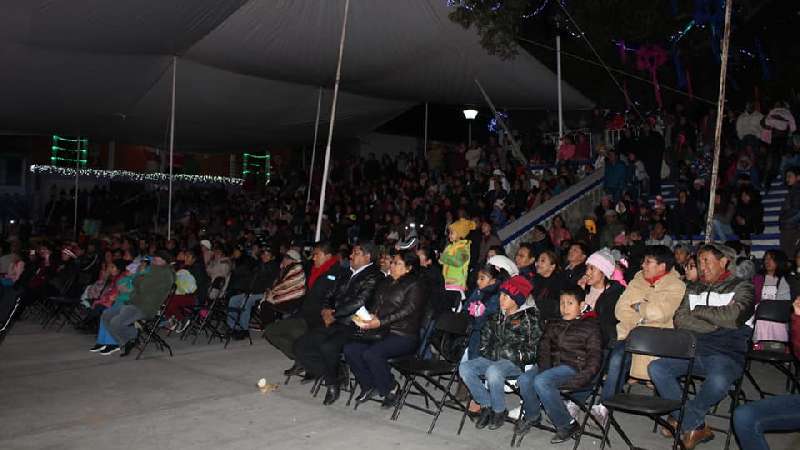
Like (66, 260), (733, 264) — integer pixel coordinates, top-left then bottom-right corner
(655, 180), (786, 258)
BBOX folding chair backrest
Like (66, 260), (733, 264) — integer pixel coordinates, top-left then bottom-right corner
(625, 327), (696, 360)
(434, 311), (470, 336)
(754, 300), (793, 324)
(208, 276), (226, 301)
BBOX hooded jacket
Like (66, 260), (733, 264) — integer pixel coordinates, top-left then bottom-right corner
(479, 303), (542, 368)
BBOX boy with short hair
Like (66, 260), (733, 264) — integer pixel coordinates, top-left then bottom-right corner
(515, 287), (603, 443)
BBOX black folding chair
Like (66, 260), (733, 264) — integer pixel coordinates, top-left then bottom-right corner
(41, 273), (83, 330)
(223, 290), (256, 348)
(135, 287), (176, 360)
(181, 277), (227, 345)
(599, 327), (697, 450)
(0, 293), (23, 346)
(744, 300), (800, 398)
(389, 311), (471, 434)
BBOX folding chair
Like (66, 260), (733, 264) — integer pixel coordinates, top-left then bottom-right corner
(223, 290), (255, 348)
(599, 327), (697, 450)
(41, 273), (83, 330)
(135, 287), (176, 360)
(0, 293), (23, 346)
(389, 311), (471, 434)
(744, 300), (800, 398)
(181, 277), (227, 345)
(508, 352), (613, 448)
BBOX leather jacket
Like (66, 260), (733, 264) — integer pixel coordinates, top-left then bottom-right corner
(538, 316), (602, 390)
(369, 272), (426, 337)
(324, 263), (384, 326)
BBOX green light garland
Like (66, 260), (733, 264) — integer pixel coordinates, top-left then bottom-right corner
(51, 135), (88, 168)
(242, 151), (271, 183)
(30, 165), (243, 187)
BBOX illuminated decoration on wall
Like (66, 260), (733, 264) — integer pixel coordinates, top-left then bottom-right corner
(29, 165), (243, 187)
(51, 135), (88, 168)
(242, 152), (271, 184)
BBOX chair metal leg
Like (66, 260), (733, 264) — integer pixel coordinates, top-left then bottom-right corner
(427, 372), (458, 434)
(391, 376), (415, 421)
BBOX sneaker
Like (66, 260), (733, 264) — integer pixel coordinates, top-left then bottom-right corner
(175, 318), (192, 333)
(550, 420), (579, 444)
(564, 400), (580, 420)
(89, 344), (106, 353)
(100, 345), (120, 355)
(590, 404), (609, 428)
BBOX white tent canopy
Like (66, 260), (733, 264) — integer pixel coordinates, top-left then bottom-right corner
(0, 0), (592, 149)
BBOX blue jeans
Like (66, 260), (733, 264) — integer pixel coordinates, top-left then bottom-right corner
(733, 395), (800, 450)
(517, 365), (578, 430)
(648, 353), (743, 432)
(602, 341), (631, 402)
(226, 293), (263, 330)
(713, 219), (734, 241)
(96, 304), (120, 346)
(343, 333), (418, 396)
(459, 357), (521, 413)
(101, 304), (146, 346)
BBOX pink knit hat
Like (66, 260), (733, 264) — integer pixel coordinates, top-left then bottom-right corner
(586, 249), (615, 279)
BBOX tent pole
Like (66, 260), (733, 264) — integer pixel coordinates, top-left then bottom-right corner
(167, 56), (177, 242)
(474, 79), (526, 164)
(704, 0), (733, 243)
(423, 102), (429, 159)
(315, 0), (350, 242)
(307, 87), (323, 206)
(557, 34), (564, 140)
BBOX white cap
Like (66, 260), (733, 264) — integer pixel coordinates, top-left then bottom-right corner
(487, 254), (519, 277)
(200, 240), (212, 250)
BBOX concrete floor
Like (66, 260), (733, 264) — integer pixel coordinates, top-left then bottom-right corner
(1, 322), (798, 450)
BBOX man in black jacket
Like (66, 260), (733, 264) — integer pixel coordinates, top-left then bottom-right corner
(264, 242), (345, 374)
(293, 241), (384, 405)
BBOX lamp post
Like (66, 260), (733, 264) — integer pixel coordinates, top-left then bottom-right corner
(463, 108), (478, 147)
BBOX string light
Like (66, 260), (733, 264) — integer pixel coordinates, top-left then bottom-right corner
(29, 165), (243, 187)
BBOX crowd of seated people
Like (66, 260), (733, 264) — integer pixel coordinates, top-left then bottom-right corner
(1, 99), (799, 448)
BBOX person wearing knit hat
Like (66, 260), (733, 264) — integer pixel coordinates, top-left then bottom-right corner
(499, 275), (533, 307)
(459, 274), (542, 431)
(578, 248), (625, 346)
(440, 219), (477, 308)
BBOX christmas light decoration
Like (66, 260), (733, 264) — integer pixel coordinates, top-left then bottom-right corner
(242, 152), (271, 184)
(51, 135), (88, 168)
(29, 165), (243, 187)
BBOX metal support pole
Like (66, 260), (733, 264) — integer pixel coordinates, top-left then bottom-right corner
(315, 0), (350, 242)
(167, 56), (177, 241)
(307, 87), (323, 206)
(557, 34), (564, 139)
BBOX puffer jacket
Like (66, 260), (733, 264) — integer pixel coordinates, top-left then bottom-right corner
(368, 272), (426, 337)
(538, 316), (602, 390)
(440, 239), (470, 290)
(479, 304), (542, 368)
(325, 263), (384, 326)
(674, 273), (755, 367)
(675, 274), (755, 333)
(615, 269), (686, 379)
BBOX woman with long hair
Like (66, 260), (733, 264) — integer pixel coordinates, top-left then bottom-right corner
(532, 250), (565, 324)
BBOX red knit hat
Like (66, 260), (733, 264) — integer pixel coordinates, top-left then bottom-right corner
(499, 275), (533, 306)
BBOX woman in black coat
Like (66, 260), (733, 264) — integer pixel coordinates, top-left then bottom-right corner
(578, 250), (624, 347)
(532, 250), (566, 325)
(344, 250), (426, 408)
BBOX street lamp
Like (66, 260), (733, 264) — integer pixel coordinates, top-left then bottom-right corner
(463, 108), (478, 146)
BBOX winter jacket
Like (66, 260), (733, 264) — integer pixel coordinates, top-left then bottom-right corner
(538, 316), (603, 391)
(465, 281), (501, 358)
(615, 269), (686, 379)
(586, 281), (624, 346)
(325, 263), (384, 326)
(532, 272), (566, 325)
(674, 274), (755, 367)
(440, 239), (471, 290)
(368, 272), (427, 337)
(479, 304), (542, 368)
(302, 263), (347, 329)
(129, 264), (175, 317)
(779, 184), (800, 231)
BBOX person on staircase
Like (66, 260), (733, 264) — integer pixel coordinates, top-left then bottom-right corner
(779, 167), (800, 257)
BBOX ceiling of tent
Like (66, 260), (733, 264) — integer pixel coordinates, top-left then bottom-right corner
(0, 0), (592, 150)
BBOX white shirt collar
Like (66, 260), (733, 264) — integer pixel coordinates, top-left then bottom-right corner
(350, 262), (373, 278)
